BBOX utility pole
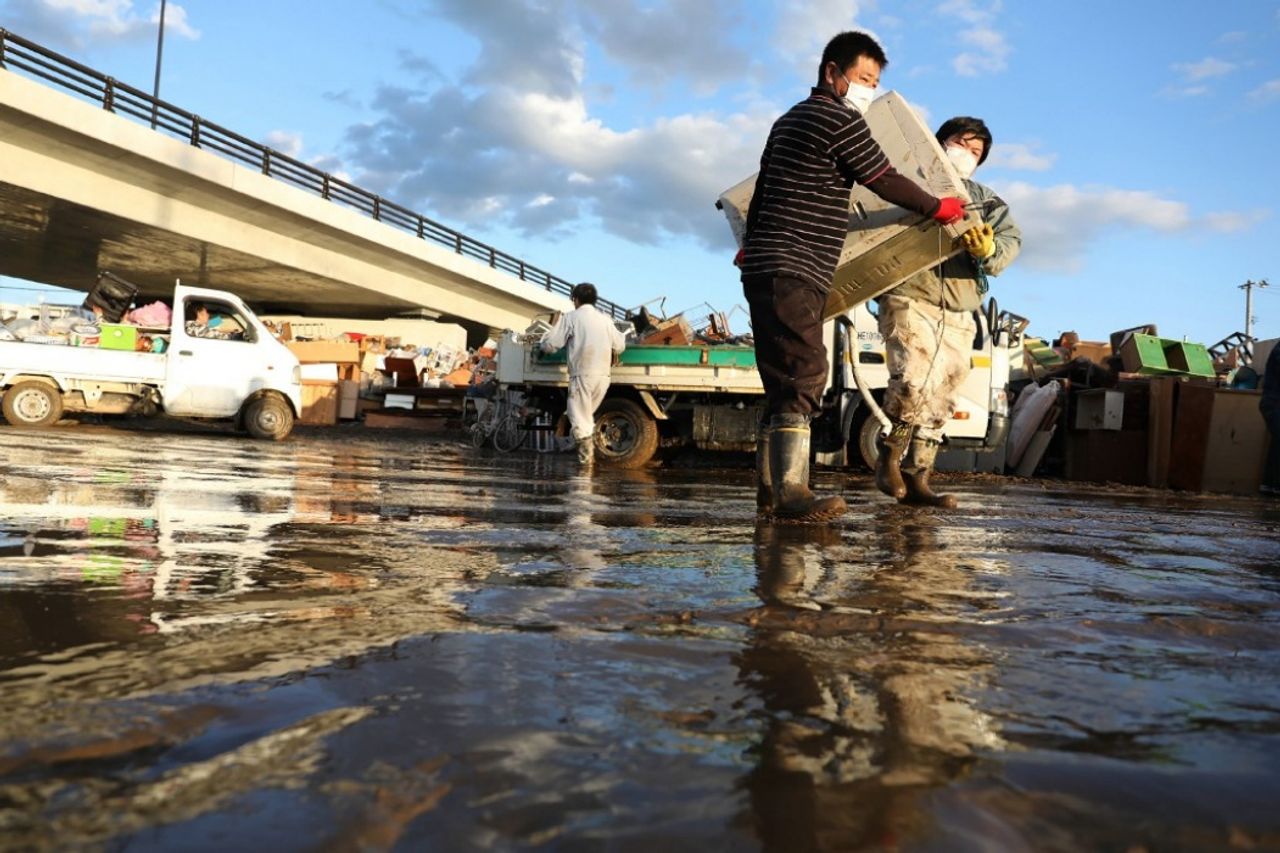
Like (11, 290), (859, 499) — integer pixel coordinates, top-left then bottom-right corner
(1240, 279), (1270, 341)
(150, 0), (168, 128)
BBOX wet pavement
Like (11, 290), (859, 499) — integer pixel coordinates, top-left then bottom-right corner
(1, 422), (1279, 851)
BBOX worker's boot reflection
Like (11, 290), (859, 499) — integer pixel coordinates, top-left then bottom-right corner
(752, 523), (841, 611)
(561, 471), (608, 574)
(740, 510), (1003, 850)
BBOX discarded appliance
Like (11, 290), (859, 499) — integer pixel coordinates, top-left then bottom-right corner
(716, 91), (975, 319)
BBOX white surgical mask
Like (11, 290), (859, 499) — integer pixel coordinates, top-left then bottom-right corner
(946, 145), (979, 179)
(841, 74), (876, 113)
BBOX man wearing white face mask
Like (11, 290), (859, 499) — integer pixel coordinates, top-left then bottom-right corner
(873, 116), (1022, 509)
(739, 30), (966, 524)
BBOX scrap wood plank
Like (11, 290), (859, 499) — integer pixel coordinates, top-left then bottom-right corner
(1147, 376), (1176, 488)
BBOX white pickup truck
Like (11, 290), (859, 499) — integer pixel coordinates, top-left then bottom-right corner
(0, 283), (302, 440)
(494, 299), (1025, 468)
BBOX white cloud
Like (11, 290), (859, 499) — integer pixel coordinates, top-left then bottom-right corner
(1, 0), (199, 48)
(773, 0), (874, 64)
(984, 142), (1055, 171)
(1164, 84), (1210, 98)
(1249, 79), (1280, 101)
(347, 81), (773, 248)
(1201, 209), (1269, 231)
(938, 1), (1010, 77)
(1173, 57), (1236, 81)
(992, 181), (1264, 273)
(265, 130), (303, 159)
(341, 0), (776, 249)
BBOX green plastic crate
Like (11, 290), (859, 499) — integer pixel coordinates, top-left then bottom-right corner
(1162, 341), (1215, 378)
(1119, 333), (1175, 375)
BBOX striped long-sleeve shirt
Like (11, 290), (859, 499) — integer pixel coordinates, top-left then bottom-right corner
(740, 88), (939, 290)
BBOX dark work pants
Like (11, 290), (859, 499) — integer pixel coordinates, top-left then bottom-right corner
(1263, 398), (1280, 490)
(743, 273), (828, 419)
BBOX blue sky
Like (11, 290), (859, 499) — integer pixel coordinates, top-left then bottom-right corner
(2, 0), (1278, 346)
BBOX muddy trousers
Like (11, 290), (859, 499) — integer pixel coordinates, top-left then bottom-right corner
(742, 273), (828, 418)
(878, 295), (976, 443)
(567, 375), (609, 441)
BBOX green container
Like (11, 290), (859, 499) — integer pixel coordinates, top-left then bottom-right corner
(99, 323), (138, 351)
(1162, 341), (1215, 378)
(1120, 333), (1174, 375)
(537, 345), (757, 369)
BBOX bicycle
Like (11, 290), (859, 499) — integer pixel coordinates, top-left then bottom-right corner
(468, 395), (529, 452)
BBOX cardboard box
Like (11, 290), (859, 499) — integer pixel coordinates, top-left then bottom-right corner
(1070, 341), (1112, 365)
(299, 362), (340, 382)
(299, 380), (338, 426)
(99, 323), (138, 351)
(717, 91), (972, 319)
(288, 340), (360, 364)
(338, 380), (359, 420)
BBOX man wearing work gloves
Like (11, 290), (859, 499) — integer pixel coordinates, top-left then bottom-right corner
(874, 116), (1022, 509)
(739, 30), (966, 523)
(541, 282), (627, 468)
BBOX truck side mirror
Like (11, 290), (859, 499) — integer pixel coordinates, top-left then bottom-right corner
(985, 297), (1001, 348)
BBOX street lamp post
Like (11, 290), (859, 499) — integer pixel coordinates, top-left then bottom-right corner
(1240, 279), (1270, 341)
(150, 0), (168, 128)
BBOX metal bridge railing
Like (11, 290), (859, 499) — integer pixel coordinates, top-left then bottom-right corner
(0, 28), (625, 320)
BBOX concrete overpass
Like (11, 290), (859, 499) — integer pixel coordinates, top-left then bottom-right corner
(0, 30), (621, 342)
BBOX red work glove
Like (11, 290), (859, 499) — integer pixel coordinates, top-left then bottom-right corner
(932, 196), (965, 225)
(733, 247), (745, 267)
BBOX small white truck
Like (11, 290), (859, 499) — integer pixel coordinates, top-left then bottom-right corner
(0, 283), (302, 440)
(494, 299), (1025, 468)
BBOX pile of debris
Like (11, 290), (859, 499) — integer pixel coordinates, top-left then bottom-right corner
(273, 323), (496, 430)
(1007, 324), (1276, 495)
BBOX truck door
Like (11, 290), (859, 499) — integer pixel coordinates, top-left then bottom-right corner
(949, 309), (993, 440)
(163, 296), (260, 417)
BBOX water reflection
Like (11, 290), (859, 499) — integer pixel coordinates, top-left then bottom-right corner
(741, 514), (1006, 849)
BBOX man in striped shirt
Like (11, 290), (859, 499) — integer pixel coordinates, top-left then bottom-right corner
(742, 30), (965, 523)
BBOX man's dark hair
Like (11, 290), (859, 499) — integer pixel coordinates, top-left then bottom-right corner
(571, 282), (598, 305)
(819, 31), (888, 78)
(936, 116), (993, 166)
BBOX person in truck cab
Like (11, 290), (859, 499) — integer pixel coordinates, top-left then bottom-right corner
(738, 30), (967, 524)
(873, 116), (1022, 509)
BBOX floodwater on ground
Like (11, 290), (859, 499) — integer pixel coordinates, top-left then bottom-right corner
(1, 423), (1278, 851)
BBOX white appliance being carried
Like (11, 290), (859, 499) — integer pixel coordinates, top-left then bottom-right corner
(716, 90), (975, 319)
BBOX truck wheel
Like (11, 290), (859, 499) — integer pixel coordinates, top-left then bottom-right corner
(244, 393), (294, 440)
(594, 398), (659, 468)
(856, 412), (892, 471)
(2, 381), (64, 428)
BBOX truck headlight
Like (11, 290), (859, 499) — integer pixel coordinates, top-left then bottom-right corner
(292, 365), (302, 385)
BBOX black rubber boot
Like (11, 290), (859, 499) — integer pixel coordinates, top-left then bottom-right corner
(576, 436), (594, 467)
(901, 438), (957, 509)
(875, 421), (914, 499)
(756, 428), (773, 515)
(767, 414), (847, 523)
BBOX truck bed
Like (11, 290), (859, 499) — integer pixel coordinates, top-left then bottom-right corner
(495, 334), (764, 393)
(0, 339), (167, 385)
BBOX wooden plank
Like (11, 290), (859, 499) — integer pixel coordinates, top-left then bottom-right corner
(1146, 376), (1176, 488)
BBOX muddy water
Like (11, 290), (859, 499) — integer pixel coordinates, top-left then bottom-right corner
(1, 425), (1278, 851)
